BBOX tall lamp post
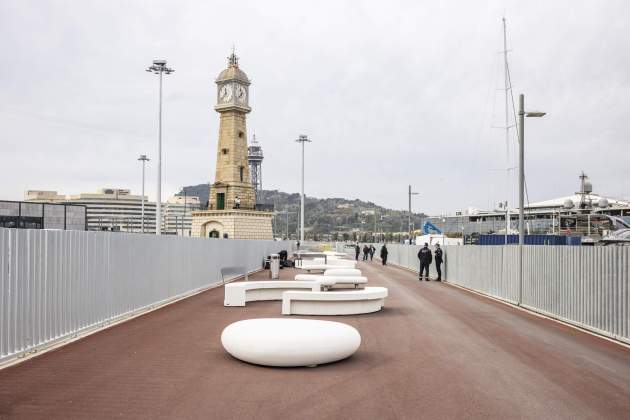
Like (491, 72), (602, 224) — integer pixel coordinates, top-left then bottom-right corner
(517, 93), (545, 305)
(408, 185), (419, 243)
(295, 135), (311, 242)
(146, 59), (174, 235)
(138, 154), (150, 233)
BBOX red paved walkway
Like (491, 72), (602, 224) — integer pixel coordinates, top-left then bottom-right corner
(1, 261), (629, 419)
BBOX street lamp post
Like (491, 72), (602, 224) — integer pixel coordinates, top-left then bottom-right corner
(408, 185), (419, 243)
(295, 135), (311, 242)
(137, 155), (150, 233)
(517, 93), (546, 305)
(146, 59), (174, 235)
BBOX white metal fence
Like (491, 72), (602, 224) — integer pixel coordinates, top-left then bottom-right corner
(373, 243), (630, 344)
(0, 228), (292, 363)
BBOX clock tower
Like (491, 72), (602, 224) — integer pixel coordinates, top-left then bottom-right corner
(209, 52), (255, 211)
(191, 51), (273, 239)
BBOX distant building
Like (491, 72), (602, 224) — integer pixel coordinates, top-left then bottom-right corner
(26, 188), (157, 233)
(0, 199), (86, 230)
(163, 195), (201, 236)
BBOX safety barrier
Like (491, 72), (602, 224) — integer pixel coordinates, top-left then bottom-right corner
(0, 228), (292, 364)
(362, 242), (630, 344)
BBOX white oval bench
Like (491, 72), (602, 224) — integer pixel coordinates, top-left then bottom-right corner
(294, 274), (367, 289)
(282, 286), (388, 315)
(312, 258), (357, 268)
(324, 268), (362, 277)
(224, 280), (333, 307)
(296, 263), (357, 273)
(221, 318), (361, 367)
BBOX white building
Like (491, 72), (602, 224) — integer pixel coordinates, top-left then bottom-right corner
(163, 195), (201, 236)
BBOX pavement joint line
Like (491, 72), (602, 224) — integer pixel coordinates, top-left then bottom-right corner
(0, 269), (263, 371)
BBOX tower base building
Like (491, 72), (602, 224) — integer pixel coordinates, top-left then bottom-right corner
(191, 209), (272, 239)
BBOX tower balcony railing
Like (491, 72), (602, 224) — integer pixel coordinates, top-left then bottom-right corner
(205, 203), (275, 212)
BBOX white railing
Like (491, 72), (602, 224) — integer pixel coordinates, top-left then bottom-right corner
(372, 243), (630, 345)
(0, 228), (293, 364)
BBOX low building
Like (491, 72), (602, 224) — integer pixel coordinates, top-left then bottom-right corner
(163, 195), (201, 236)
(0, 200), (86, 230)
(26, 188), (157, 233)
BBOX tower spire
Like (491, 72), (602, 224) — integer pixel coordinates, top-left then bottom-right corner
(228, 44), (239, 67)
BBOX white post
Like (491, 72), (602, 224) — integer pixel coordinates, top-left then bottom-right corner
(295, 134), (311, 242)
(156, 71), (163, 235)
(141, 159), (146, 233)
(518, 93), (525, 305)
(300, 139), (305, 242)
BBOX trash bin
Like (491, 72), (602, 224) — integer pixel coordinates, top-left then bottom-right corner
(270, 254), (280, 279)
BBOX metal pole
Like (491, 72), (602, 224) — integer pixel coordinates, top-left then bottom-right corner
(300, 140), (305, 241)
(518, 93), (525, 305)
(156, 71), (163, 235)
(408, 185), (411, 241)
(141, 159), (145, 233)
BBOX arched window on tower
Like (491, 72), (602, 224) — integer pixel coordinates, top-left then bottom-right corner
(239, 166), (244, 182)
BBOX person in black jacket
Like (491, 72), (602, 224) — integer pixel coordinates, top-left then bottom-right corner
(418, 243), (432, 281)
(380, 244), (388, 265)
(355, 244), (360, 261)
(434, 243), (443, 281)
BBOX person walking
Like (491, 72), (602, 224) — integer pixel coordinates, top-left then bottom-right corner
(369, 245), (375, 261)
(434, 243), (443, 281)
(355, 244), (360, 261)
(418, 242), (432, 281)
(380, 244), (388, 265)
(363, 245), (370, 261)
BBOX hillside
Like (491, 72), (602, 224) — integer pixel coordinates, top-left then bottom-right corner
(179, 184), (426, 240)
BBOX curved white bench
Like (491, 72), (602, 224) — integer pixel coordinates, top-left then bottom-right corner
(312, 258), (356, 268)
(296, 263), (356, 273)
(224, 281), (332, 307)
(294, 274), (367, 289)
(324, 268), (362, 277)
(282, 287), (388, 315)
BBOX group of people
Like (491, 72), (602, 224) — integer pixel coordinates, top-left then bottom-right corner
(354, 244), (376, 261)
(417, 243), (443, 281)
(352, 242), (443, 282)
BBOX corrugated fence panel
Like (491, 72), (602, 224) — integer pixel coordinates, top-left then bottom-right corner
(370, 242), (629, 344)
(0, 228), (293, 363)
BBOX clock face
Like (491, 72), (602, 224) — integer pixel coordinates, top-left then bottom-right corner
(219, 84), (233, 102)
(235, 84), (247, 103)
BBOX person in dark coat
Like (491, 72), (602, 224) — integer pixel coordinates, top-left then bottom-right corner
(369, 245), (375, 261)
(355, 244), (360, 261)
(363, 245), (370, 261)
(434, 243), (443, 281)
(418, 243), (432, 281)
(380, 244), (388, 265)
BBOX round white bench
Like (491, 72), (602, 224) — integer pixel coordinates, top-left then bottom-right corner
(282, 286), (388, 315)
(312, 258), (357, 268)
(224, 281), (332, 307)
(294, 274), (367, 289)
(324, 268), (362, 277)
(221, 318), (361, 367)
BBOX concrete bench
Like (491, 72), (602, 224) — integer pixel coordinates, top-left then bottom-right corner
(296, 263), (357, 273)
(224, 280), (333, 307)
(324, 268), (362, 277)
(312, 258), (356, 268)
(282, 287), (388, 315)
(295, 274), (367, 289)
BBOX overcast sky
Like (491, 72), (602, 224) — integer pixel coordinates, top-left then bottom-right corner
(1, 0), (629, 215)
